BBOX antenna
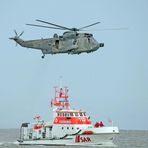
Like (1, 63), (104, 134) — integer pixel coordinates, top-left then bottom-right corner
(59, 76), (63, 88)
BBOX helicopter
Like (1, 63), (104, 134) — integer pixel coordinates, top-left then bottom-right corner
(10, 19), (104, 58)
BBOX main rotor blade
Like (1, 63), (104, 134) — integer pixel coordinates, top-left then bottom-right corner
(36, 19), (72, 31)
(26, 23), (65, 30)
(79, 22), (101, 30)
(84, 27), (128, 31)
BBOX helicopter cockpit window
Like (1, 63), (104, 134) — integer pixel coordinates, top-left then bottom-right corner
(63, 31), (69, 35)
(84, 33), (93, 37)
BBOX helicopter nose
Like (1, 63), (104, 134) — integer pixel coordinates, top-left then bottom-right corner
(100, 43), (104, 47)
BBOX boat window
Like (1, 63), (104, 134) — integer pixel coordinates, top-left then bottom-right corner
(67, 127), (69, 130)
(72, 127), (74, 130)
(66, 113), (70, 117)
(49, 127), (52, 131)
(70, 112), (74, 116)
(74, 113), (78, 116)
(62, 127), (64, 130)
(57, 113), (60, 116)
(75, 112), (79, 116)
(79, 112), (83, 116)
(83, 112), (86, 116)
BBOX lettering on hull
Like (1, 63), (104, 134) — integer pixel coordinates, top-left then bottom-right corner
(75, 135), (91, 143)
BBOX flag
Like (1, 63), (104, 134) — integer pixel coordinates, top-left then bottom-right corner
(108, 118), (113, 126)
(34, 115), (40, 120)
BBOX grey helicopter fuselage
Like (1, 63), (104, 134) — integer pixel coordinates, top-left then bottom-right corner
(12, 31), (104, 57)
(10, 20), (104, 58)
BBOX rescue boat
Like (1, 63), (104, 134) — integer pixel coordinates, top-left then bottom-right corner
(18, 86), (119, 146)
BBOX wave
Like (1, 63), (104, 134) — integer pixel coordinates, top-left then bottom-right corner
(0, 141), (19, 146)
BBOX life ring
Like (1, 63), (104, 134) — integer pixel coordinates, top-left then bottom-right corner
(54, 118), (58, 123)
(81, 117), (85, 122)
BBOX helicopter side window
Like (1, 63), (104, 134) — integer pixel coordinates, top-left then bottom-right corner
(55, 40), (59, 49)
(53, 33), (58, 38)
(59, 36), (63, 40)
(87, 37), (90, 43)
(73, 39), (77, 45)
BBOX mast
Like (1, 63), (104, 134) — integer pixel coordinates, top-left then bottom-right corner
(51, 86), (70, 112)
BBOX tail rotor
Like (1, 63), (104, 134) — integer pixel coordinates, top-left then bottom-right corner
(9, 30), (24, 46)
(14, 30), (18, 36)
(9, 30), (24, 40)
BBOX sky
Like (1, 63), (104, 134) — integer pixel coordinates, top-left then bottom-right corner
(0, 0), (148, 130)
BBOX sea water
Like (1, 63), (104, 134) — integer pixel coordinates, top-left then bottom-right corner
(0, 129), (148, 148)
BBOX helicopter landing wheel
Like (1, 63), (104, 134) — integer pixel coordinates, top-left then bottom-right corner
(42, 55), (45, 59)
